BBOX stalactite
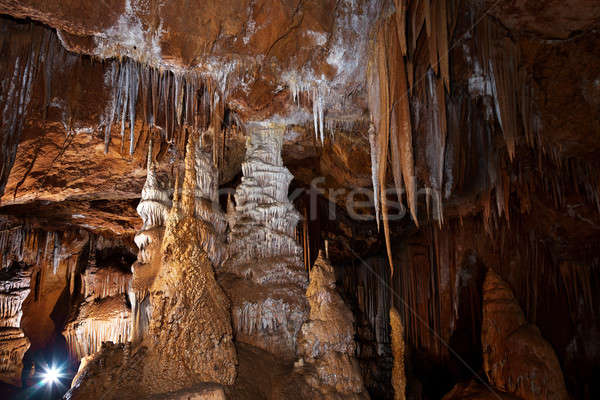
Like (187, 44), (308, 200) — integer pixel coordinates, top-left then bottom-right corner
(0, 23), (51, 197)
(64, 296), (132, 360)
(101, 57), (231, 157)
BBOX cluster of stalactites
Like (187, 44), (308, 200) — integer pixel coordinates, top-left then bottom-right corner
(102, 59), (209, 154)
(227, 127), (303, 264)
(63, 297), (132, 360)
(0, 23), (56, 197)
(82, 266), (132, 301)
(0, 225), (65, 274)
(0, 266), (31, 329)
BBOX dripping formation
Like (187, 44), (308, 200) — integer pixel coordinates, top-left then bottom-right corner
(0, 1), (598, 399)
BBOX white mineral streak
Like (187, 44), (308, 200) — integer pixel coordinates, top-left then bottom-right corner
(130, 143), (170, 340)
(221, 126), (308, 357)
(94, 0), (163, 65)
(194, 140), (227, 266)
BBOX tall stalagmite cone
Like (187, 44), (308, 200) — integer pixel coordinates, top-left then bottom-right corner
(481, 269), (568, 400)
(66, 133), (237, 399)
(390, 306), (406, 400)
(296, 250), (369, 399)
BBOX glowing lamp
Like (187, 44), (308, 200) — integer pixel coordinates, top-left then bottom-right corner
(41, 365), (62, 385)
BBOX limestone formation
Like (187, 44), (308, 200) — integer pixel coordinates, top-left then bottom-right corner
(130, 140), (171, 340)
(0, 263), (31, 386)
(219, 126), (308, 359)
(67, 135), (237, 398)
(63, 295), (131, 360)
(143, 134), (237, 389)
(389, 307), (405, 400)
(193, 139), (228, 267)
(482, 269), (569, 400)
(296, 251), (368, 399)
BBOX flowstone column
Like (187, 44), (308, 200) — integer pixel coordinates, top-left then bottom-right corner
(219, 126), (308, 359)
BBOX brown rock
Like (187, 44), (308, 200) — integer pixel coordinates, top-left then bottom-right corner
(296, 251), (368, 399)
(0, 327), (29, 387)
(482, 269), (569, 400)
(442, 380), (520, 400)
(67, 136), (237, 398)
(390, 307), (405, 400)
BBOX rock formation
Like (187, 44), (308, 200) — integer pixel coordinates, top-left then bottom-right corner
(0, 263), (31, 386)
(0, 1), (599, 399)
(389, 307), (405, 400)
(441, 380), (520, 400)
(143, 134), (237, 389)
(130, 140), (171, 340)
(67, 135), (237, 398)
(296, 251), (368, 399)
(219, 126), (308, 359)
(63, 295), (131, 360)
(482, 269), (569, 400)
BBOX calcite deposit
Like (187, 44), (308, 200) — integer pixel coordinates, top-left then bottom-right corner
(482, 269), (569, 400)
(219, 126), (308, 359)
(0, 263), (31, 386)
(296, 251), (368, 399)
(0, 0), (599, 399)
(67, 136), (237, 398)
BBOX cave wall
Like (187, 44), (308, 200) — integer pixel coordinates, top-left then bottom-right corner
(0, 0), (598, 399)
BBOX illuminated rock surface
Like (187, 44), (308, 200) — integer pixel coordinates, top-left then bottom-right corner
(482, 269), (569, 400)
(219, 126), (308, 359)
(0, 1), (598, 399)
(296, 251), (368, 399)
(66, 137), (236, 398)
(0, 263), (31, 387)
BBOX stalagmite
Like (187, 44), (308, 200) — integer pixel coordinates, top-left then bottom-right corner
(296, 251), (369, 399)
(482, 269), (568, 400)
(219, 125), (308, 358)
(130, 140), (171, 340)
(389, 307), (406, 400)
(67, 135), (237, 398)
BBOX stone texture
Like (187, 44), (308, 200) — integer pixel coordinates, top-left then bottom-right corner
(63, 295), (132, 360)
(0, 327), (29, 387)
(67, 136), (237, 398)
(442, 380), (521, 400)
(219, 126), (308, 359)
(0, 262), (31, 387)
(296, 251), (368, 399)
(389, 307), (405, 400)
(482, 269), (569, 400)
